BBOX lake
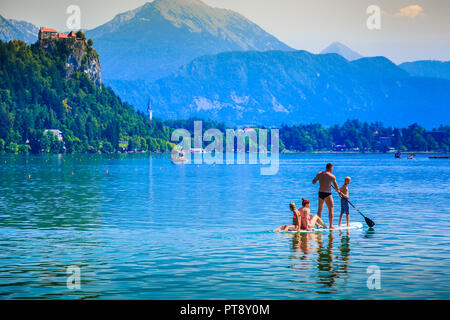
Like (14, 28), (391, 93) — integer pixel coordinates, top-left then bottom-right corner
(0, 153), (449, 299)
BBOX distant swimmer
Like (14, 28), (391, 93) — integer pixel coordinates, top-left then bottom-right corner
(274, 198), (327, 232)
(312, 163), (342, 229)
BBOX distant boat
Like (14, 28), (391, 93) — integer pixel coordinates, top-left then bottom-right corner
(395, 152), (401, 158)
(429, 156), (450, 159)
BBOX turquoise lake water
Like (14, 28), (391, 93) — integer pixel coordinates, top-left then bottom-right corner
(0, 153), (449, 299)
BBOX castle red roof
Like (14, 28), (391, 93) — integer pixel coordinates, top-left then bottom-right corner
(40, 27), (57, 33)
(68, 31), (76, 38)
(58, 33), (69, 39)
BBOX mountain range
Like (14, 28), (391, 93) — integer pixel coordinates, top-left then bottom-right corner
(399, 60), (450, 80)
(85, 0), (292, 81)
(106, 50), (450, 128)
(0, 14), (38, 44)
(0, 0), (449, 128)
(320, 42), (362, 61)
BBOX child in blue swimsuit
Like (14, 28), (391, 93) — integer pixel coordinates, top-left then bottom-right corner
(338, 177), (351, 227)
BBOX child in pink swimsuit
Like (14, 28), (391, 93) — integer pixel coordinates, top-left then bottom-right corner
(298, 198), (327, 231)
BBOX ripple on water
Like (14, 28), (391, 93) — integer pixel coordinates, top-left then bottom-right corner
(0, 153), (449, 299)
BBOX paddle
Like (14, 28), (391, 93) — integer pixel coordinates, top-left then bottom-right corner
(332, 187), (375, 228)
(347, 200), (375, 228)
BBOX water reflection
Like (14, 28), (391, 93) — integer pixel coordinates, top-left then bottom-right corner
(288, 230), (351, 292)
(337, 230), (350, 275)
(364, 229), (376, 239)
(1, 153), (449, 299)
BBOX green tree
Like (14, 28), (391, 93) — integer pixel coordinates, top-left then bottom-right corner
(0, 40), (174, 154)
(7, 142), (18, 153)
(18, 144), (31, 153)
(101, 141), (113, 153)
(76, 31), (86, 40)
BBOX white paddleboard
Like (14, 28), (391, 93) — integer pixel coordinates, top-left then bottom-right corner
(275, 222), (363, 233)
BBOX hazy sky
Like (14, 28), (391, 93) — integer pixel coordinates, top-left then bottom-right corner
(1, 0), (449, 63)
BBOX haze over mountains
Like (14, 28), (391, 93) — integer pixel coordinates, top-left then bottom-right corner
(85, 0), (292, 81)
(399, 60), (450, 81)
(108, 51), (450, 128)
(320, 42), (362, 61)
(0, 14), (38, 44)
(0, 0), (449, 128)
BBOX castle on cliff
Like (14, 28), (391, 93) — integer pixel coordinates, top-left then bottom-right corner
(38, 27), (81, 41)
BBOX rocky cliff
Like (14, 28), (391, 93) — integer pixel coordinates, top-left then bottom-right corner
(37, 36), (102, 87)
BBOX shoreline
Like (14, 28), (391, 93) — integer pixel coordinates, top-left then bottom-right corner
(282, 150), (447, 154)
(0, 151), (447, 156)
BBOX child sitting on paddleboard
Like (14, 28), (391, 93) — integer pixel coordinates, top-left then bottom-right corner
(274, 198), (327, 232)
(338, 176), (351, 227)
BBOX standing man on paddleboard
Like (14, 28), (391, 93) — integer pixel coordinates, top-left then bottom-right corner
(312, 163), (342, 229)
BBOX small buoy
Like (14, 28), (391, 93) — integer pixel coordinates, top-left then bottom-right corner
(71, 172), (74, 175)
(28, 175), (31, 179)
(106, 170), (109, 174)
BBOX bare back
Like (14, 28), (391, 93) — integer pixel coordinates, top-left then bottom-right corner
(299, 207), (310, 230)
(316, 171), (337, 193)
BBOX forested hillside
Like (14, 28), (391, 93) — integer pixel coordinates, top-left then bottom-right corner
(0, 39), (173, 153)
(279, 120), (449, 152)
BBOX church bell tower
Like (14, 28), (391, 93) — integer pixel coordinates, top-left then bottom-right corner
(147, 99), (152, 121)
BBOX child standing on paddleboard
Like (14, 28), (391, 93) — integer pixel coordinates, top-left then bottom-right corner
(338, 177), (351, 227)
